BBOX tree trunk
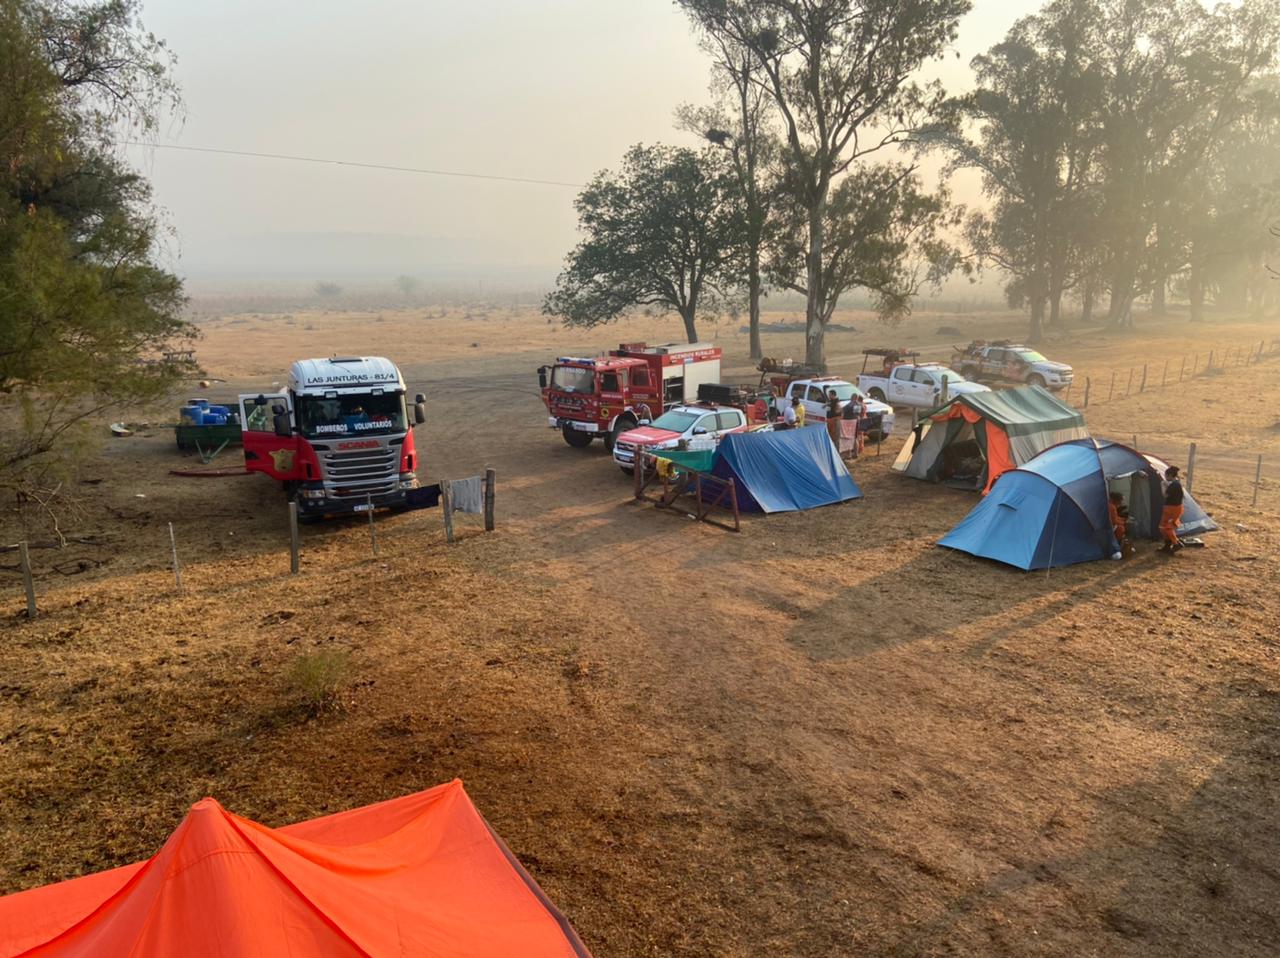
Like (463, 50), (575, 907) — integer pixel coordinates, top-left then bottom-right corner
(747, 249), (762, 360)
(1107, 261), (1136, 328)
(1151, 278), (1166, 316)
(1188, 259), (1204, 324)
(1029, 296), (1046, 344)
(804, 193), (828, 370)
(1080, 282), (1095, 325)
(680, 306), (699, 343)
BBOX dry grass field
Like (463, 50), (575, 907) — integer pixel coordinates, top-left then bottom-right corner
(2, 302), (1279, 956)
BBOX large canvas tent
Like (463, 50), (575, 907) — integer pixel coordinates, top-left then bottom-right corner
(709, 427), (862, 513)
(939, 438), (1218, 570)
(0, 780), (592, 958)
(894, 385), (1088, 492)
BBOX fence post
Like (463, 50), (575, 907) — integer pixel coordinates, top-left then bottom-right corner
(366, 494), (379, 556)
(1140, 364), (1148, 393)
(633, 453), (644, 500)
(1179, 356), (1186, 382)
(939, 374), (949, 406)
(289, 501), (300, 574)
(18, 541), (36, 619)
(1192, 353), (1198, 376)
(484, 467), (496, 532)
(168, 522), (184, 595)
(1083, 377), (1091, 408)
(1254, 455), (1263, 508)
(1108, 370), (1116, 401)
(1208, 349), (1214, 370)
(1126, 367), (1134, 396)
(1132, 434), (1138, 451)
(441, 479), (455, 545)
(1186, 442), (1198, 494)
(1161, 359), (1168, 387)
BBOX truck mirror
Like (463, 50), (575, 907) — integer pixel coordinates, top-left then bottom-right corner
(414, 393), (426, 405)
(537, 366), (548, 389)
(273, 411), (291, 438)
(414, 400), (427, 425)
(693, 427), (708, 436)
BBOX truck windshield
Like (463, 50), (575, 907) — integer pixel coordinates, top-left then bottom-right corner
(296, 392), (407, 439)
(933, 367), (969, 383)
(551, 366), (595, 393)
(650, 410), (700, 433)
(1017, 350), (1048, 363)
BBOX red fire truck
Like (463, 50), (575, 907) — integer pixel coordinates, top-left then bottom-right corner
(239, 356), (426, 517)
(538, 342), (722, 451)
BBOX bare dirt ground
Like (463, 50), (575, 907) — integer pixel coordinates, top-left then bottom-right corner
(2, 303), (1279, 957)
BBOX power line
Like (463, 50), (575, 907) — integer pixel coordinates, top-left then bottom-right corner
(123, 141), (585, 189)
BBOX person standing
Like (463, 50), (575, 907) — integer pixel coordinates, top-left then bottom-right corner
(841, 391), (865, 459)
(1159, 465), (1185, 554)
(825, 390), (841, 447)
(777, 399), (796, 430)
(793, 396), (806, 428)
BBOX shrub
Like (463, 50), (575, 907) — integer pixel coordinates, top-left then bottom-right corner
(287, 649), (351, 714)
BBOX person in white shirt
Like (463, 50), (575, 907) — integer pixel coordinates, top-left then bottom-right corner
(778, 402), (797, 429)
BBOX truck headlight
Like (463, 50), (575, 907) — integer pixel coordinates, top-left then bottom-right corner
(301, 488), (325, 501)
(399, 473), (418, 490)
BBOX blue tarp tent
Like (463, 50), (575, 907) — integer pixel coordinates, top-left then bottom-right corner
(939, 438), (1217, 570)
(711, 427), (862, 513)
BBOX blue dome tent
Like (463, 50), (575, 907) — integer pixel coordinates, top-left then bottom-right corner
(939, 439), (1217, 570)
(710, 427), (862, 513)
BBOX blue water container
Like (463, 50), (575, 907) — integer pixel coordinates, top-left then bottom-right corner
(180, 404), (202, 425)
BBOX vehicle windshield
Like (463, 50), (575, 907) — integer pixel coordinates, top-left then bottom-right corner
(551, 365), (595, 393)
(1016, 350), (1048, 363)
(296, 392), (407, 439)
(650, 410), (700, 433)
(932, 367), (969, 383)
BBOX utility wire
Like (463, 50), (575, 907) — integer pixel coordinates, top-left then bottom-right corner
(123, 141), (585, 189)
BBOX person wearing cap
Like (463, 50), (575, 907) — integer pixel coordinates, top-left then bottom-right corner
(1159, 465), (1185, 553)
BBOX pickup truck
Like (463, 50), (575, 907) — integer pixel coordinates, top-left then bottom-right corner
(857, 362), (990, 409)
(772, 376), (895, 439)
(612, 402), (753, 473)
(952, 341), (1074, 390)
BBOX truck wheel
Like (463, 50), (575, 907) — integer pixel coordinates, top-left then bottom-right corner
(1027, 373), (1046, 388)
(868, 388), (886, 403)
(605, 416), (637, 453)
(562, 425), (593, 448)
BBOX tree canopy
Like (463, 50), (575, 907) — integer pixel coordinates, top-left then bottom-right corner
(0, 0), (189, 491)
(543, 143), (744, 344)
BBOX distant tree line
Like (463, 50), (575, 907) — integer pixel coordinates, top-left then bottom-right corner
(544, 0), (1280, 362)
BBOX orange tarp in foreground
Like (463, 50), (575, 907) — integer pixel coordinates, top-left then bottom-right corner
(0, 780), (592, 957)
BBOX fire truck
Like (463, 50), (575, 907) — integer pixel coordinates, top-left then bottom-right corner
(239, 356), (426, 517)
(538, 342), (722, 451)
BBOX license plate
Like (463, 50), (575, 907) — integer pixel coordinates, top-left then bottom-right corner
(353, 502), (374, 513)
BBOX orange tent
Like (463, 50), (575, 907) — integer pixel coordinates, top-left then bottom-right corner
(0, 780), (592, 957)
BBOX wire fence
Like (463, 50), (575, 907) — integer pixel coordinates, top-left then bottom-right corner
(1062, 338), (1280, 409)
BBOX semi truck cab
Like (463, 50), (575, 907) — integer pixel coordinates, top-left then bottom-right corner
(240, 356), (426, 516)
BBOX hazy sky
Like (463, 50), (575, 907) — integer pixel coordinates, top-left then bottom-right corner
(123, 0), (1037, 284)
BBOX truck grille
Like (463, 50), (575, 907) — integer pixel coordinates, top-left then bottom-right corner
(321, 447), (399, 499)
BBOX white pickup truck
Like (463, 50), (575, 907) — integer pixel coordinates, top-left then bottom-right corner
(857, 362), (990, 410)
(775, 377), (895, 439)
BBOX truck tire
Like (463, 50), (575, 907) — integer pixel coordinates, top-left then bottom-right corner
(605, 415), (637, 453)
(868, 388), (886, 403)
(1027, 373), (1046, 388)
(562, 425), (593, 448)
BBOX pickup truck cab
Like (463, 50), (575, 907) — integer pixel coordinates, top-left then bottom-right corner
(858, 363), (990, 409)
(953, 342), (1074, 390)
(777, 377), (895, 439)
(612, 402), (751, 472)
